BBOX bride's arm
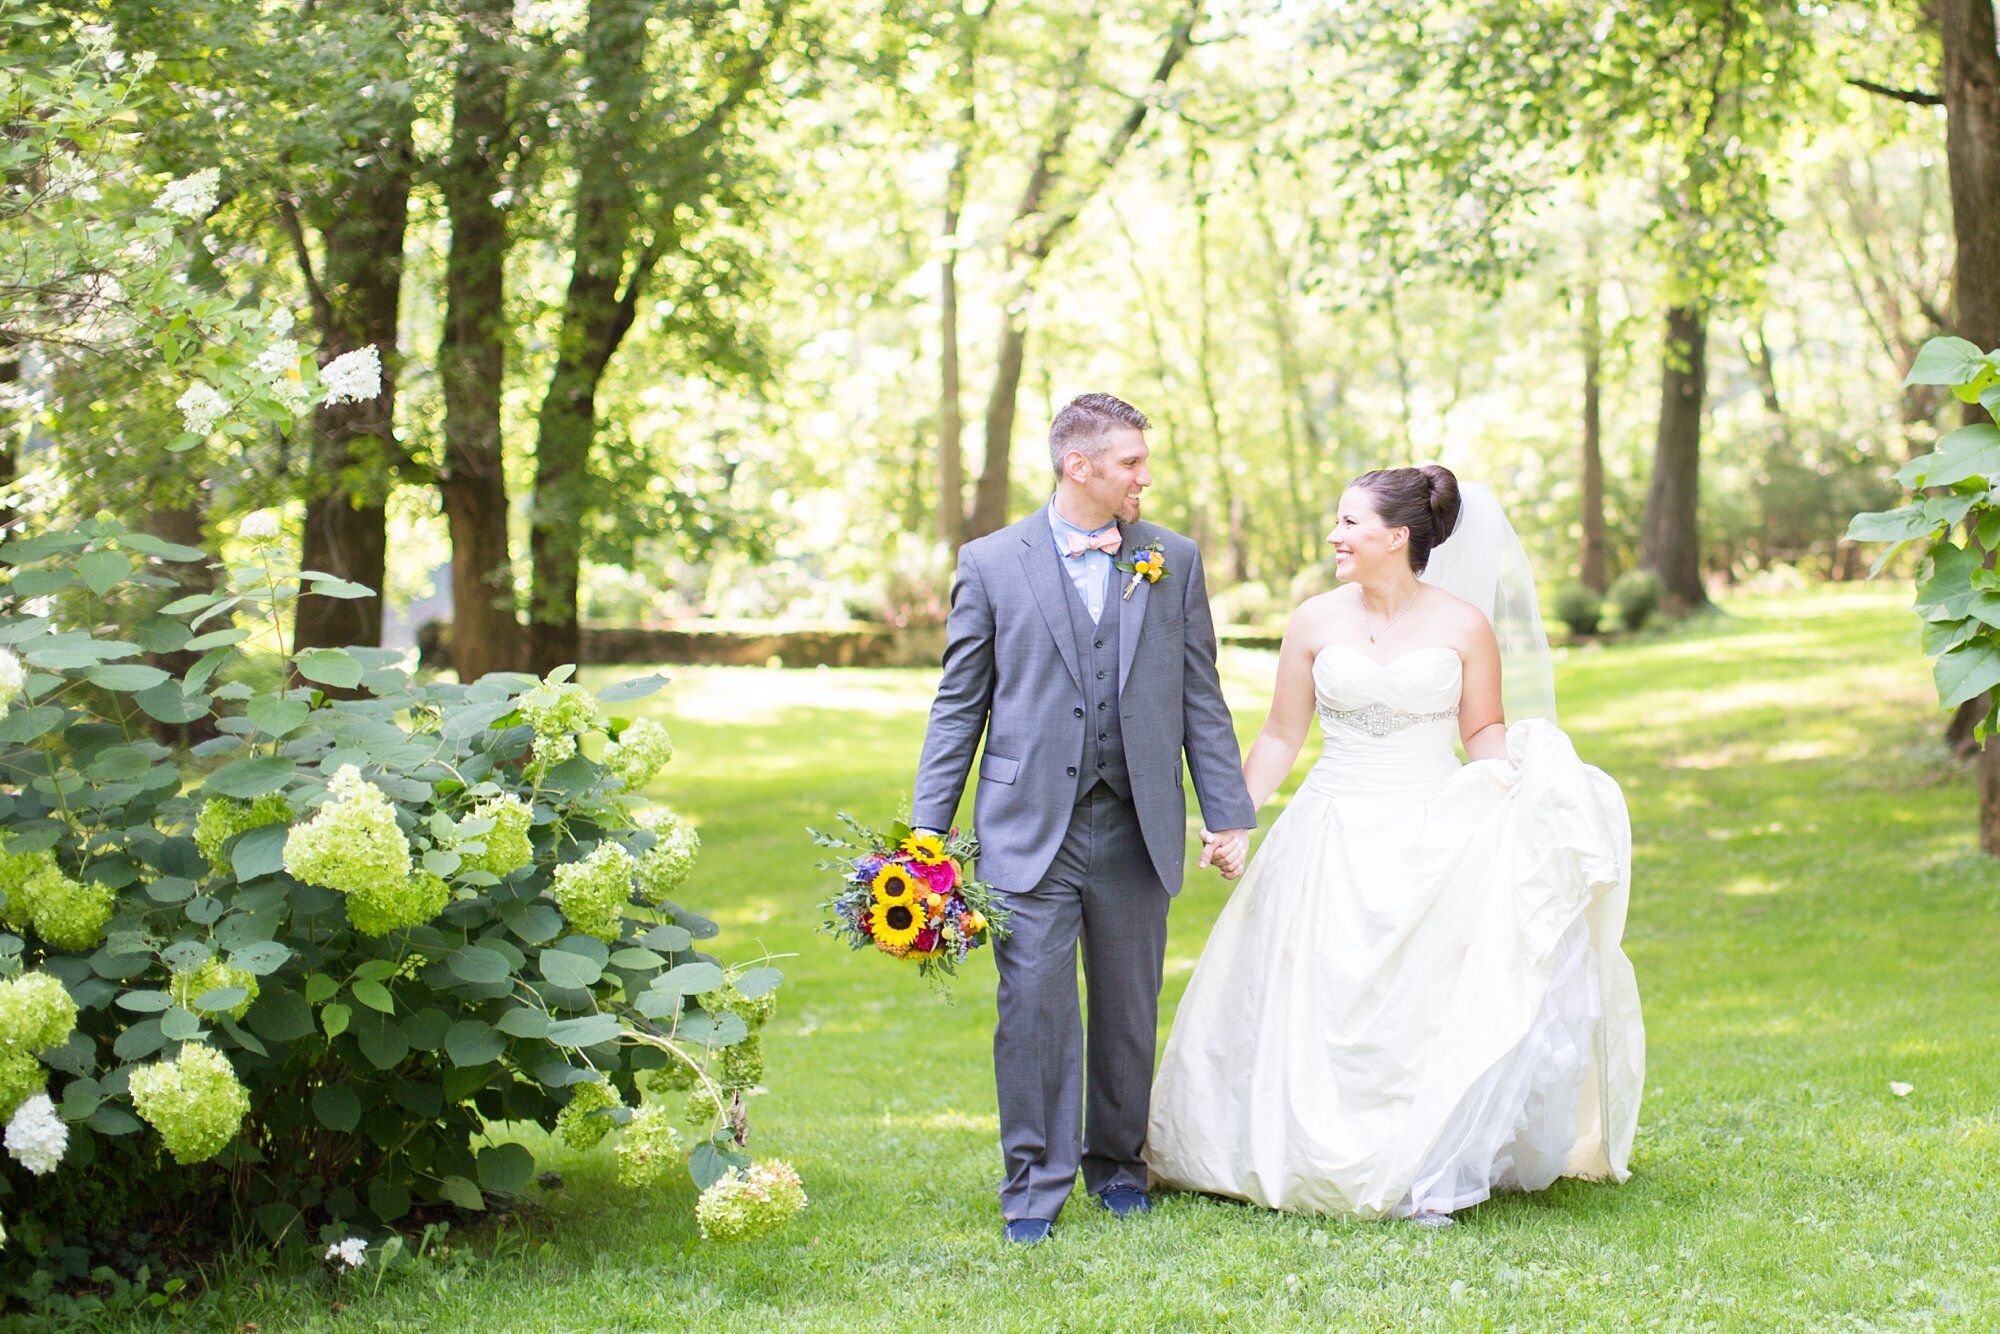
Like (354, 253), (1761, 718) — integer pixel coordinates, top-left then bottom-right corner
(1241, 617), (1320, 810)
(1459, 616), (1509, 762)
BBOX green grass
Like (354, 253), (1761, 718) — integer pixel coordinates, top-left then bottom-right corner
(110, 588), (2000, 1330)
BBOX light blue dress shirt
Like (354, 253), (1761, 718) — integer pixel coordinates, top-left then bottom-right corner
(1048, 499), (1116, 622)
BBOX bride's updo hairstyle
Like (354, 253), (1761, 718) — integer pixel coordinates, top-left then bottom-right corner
(1351, 465), (1462, 574)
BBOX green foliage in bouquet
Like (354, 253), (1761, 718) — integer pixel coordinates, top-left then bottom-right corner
(0, 523), (781, 1270)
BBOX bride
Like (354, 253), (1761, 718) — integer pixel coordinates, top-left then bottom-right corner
(1146, 464), (1644, 1225)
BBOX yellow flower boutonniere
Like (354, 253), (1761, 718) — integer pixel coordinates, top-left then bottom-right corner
(1115, 543), (1170, 601)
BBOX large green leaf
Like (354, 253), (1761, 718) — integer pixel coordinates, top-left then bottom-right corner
(1905, 335), (1988, 387)
(117, 532), (207, 562)
(352, 1011), (409, 1069)
(689, 1141), (750, 1190)
(500, 901), (564, 945)
(495, 1006), (551, 1039)
(655, 961), (725, 997)
(86, 663), (170, 692)
(435, 1175), (485, 1211)
(732, 966), (783, 999)
(229, 940), (292, 976)
(247, 695), (311, 738)
(1844, 506), (1931, 544)
(538, 949), (603, 990)
(245, 988), (315, 1043)
(230, 824), (290, 882)
(598, 673), (669, 702)
(294, 647), (363, 689)
(312, 1084), (361, 1132)
(476, 1143), (536, 1194)
(76, 549), (132, 596)
(545, 1014), (622, 1048)
(445, 1019), (505, 1068)
(204, 756), (294, 798)
(447, 943), (513, 986)
(1936, 639), (2000, 709)
(133, 682), (209, 724)
(368, 1176), (412, 1223)
(351, 978), (395, 1014)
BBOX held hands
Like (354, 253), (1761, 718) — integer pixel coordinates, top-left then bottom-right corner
(1199, 828), (1251, 880)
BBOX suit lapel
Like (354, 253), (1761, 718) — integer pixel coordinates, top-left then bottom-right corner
(1116, 522), (1150, 693)
(1021, 509), (1083, 691)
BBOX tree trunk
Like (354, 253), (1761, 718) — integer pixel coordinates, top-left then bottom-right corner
(144, 501), (219, 746)
(295, 168), (410, 652)
(527, 0), (650, 676)
(439, 0), (518, 682)
(1189, 144), (1243, 582)
(1580, 266), (1608, 593)
(938, 143), (969, 550)
(0, 341), (15, 536)
(1937, 0), (2000, 759)
(1639, 303), (1711, 613)
(968, 313), (1031, 539)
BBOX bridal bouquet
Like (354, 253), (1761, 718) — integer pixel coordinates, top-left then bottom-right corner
(812, 816), (1010, 981)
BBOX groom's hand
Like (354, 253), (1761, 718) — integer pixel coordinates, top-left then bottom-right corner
(1199, 828), (1250, 880)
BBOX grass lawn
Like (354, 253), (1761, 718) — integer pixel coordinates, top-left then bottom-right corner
(145, 588), (1999, 1331)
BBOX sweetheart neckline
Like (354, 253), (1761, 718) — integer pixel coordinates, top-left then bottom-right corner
(1313, 643), (1461, 672)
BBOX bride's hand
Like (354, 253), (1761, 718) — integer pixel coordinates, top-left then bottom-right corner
(1200, 828), (1250, 879)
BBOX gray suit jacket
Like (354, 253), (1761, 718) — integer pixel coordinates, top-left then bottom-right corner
(913, 506), (1256, 894)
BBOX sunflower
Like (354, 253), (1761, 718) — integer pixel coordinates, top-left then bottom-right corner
(871, 862), (920, 905)
(870, 898), (926, 951)
(899, 831), (948, 865)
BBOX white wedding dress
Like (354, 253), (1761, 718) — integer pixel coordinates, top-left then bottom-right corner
(1146, 644), (1644, 1217)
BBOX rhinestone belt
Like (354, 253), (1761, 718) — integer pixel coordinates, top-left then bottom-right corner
(1319, 702), (1459, 737)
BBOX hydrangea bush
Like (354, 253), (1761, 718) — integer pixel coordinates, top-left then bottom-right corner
(0, 524), (782, 1258)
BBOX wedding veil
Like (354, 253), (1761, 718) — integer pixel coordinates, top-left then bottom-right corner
(1418, 481), (1557, 724)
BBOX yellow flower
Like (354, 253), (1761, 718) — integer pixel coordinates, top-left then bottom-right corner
(965, 910), (986, 933)
(871, 863), (919, 905)
(899, 832), (948, 865)
(870, 899), (925, 951)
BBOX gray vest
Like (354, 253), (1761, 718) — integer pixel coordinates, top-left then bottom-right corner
(1063, 574), (1132, 802)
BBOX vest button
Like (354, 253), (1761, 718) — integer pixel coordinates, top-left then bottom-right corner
(1073, 707), (1083, 717)
(1065, 766), (1077, 777)
(1096, 670), (1106, 679)
(1094, 639), (1104, 649)
(1098, 733), (1108, 741)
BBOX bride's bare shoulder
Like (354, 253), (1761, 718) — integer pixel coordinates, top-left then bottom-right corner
(1422, 586), (1498, 645)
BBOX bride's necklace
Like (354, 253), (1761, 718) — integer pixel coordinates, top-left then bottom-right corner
(1364, 587), (1421, 643)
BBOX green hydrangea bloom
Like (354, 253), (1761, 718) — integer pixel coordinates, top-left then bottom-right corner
(695, 1160), (807, 1243)
(169, 960), (259, 1020)
(550, 842), (635, 943)
(695, 972), (776, 1033)
(682, 1086), (723, 1132)
(0, 972), (78, 1053)
(193, 793), (292, 869)
(555, 1078), (620, 1150)
(0, 845), (54, 932)
(603, 717), (673, 789)
(24, 863), (114, 950)
(718, 1035), (764, 1092)
(128, 1044), (251, 1165)
(632, 808), (699, 903)
(644, 1059), (699, 1096)
(0, 1050), (49, 1123)
(283, 766), (412, 895)
(346, 870), (450, 937)
(614, 1103), (682, 1187)
(454, 794), (534, 878)
(518, 678), (598, 770)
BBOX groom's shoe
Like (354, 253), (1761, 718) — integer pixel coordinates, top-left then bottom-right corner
(1097, 1187), (1151, 1217)
(1003, 1218), (1054, 1245)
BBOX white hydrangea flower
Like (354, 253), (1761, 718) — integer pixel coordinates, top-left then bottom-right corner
(324, 1236), (367, 1269)
(239, 510), (281, 543)
(134, 51), (157, 76)
(176, 382), (227, 436)
(0, 648), (23, 718)
(252, 340), (301, 379)
(153, 168), (220, 220)
(272, 377), (312, 417)
(268, 307), (295, 337)
(3, 1093), (66, 1175)
(320, 346), (382, 406)
(103, 50), (126, 71)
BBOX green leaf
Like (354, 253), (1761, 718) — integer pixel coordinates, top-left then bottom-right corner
(545, 1014), (622, 1048)
(161, 1006), (204, 1041)
(1844, 506), (1931, 545)
(312, 1084), (361, 1132)
(304, 973), (338, 1004)
(300, 573), (374, 599)
(294, 647), (362, 689)
(1936, 639), (2000, 709)
(193, 985), (248, 1014)
(445, 1019), (505, 1068)
(247, 696), (311, 738)
(352, 1011), (408, 1069)
(87, 1106), (143, 1136)
(447, 944), (513, 986)
(353, 959), (398, 983)
(0, 706), (66, 744)
(1917, 543), (1982, 619)
(608, 948), (666, 970)
(59, 1077), (103, 1120)
(732, 966), (782, 999)
(322, 1002), (352, 1039)
(230, 824), (290, 881)
(368, 1176), (412, 1223)
(86, 663), (171, 692)
(246, 988), (315, 1042)
(118, 532), (207, 562)
(1913, 425), (2000, 487)
(494, 1006), (550, 1039)
(351, 978), (395, 1014)
(476, 1143), (536, 1194)
(133, 682), (209, 724)
(598, 673), (669, 702)
(113, 1018), (165, 1061)
(538, 949), (603, 990)
(435, 1175), (485, 1211)
(500, 901), (564, 945)
(184, 627), (248, 651)
(655, 961), (725, 997)
(76, 549), (132, 596)
(115, 989), (173, 1013)
(228, 941), (292, 976)
(641, 924), (693, 952)
(204, 756), (294, 799)
(9, 568), (73, 597)
(689, 1142), (749, 1190)
(1906, 336), (1988, 387)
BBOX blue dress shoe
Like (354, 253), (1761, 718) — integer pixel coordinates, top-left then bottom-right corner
(1003, 1218), (1054, 1245)
(1097, 1186), (1151, 1217)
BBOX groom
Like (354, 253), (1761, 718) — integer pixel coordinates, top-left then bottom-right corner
(912, 392), (1255, 1244)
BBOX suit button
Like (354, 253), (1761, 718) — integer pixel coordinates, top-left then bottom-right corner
(1096, 670), (1106, 680)
(1094, 639), (1104, 649)
(1098, 702), (1107, 711)
(1098, 733), (1108, 741)
(1065, 766), (1077, 777)
(1073, 707), (1084, 717)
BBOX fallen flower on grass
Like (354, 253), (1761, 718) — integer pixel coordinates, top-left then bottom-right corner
(1888, 1081), (1913, 1098)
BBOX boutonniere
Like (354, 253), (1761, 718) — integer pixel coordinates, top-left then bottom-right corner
(1115, 543), (1169, 600)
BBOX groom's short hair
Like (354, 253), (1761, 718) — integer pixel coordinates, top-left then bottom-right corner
(1049, 392), (1150, 476)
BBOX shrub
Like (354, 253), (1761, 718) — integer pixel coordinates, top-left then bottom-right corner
(1609, 569), (1664, 632)
(1553, 582), (1604, 637)
(0, 522), (781, 1272)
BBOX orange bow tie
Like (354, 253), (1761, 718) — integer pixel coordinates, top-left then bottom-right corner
(1065, 529), (1121, 559)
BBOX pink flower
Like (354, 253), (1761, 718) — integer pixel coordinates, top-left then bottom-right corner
(914, 928), (939, 953)
(914, 860), (957, 894)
